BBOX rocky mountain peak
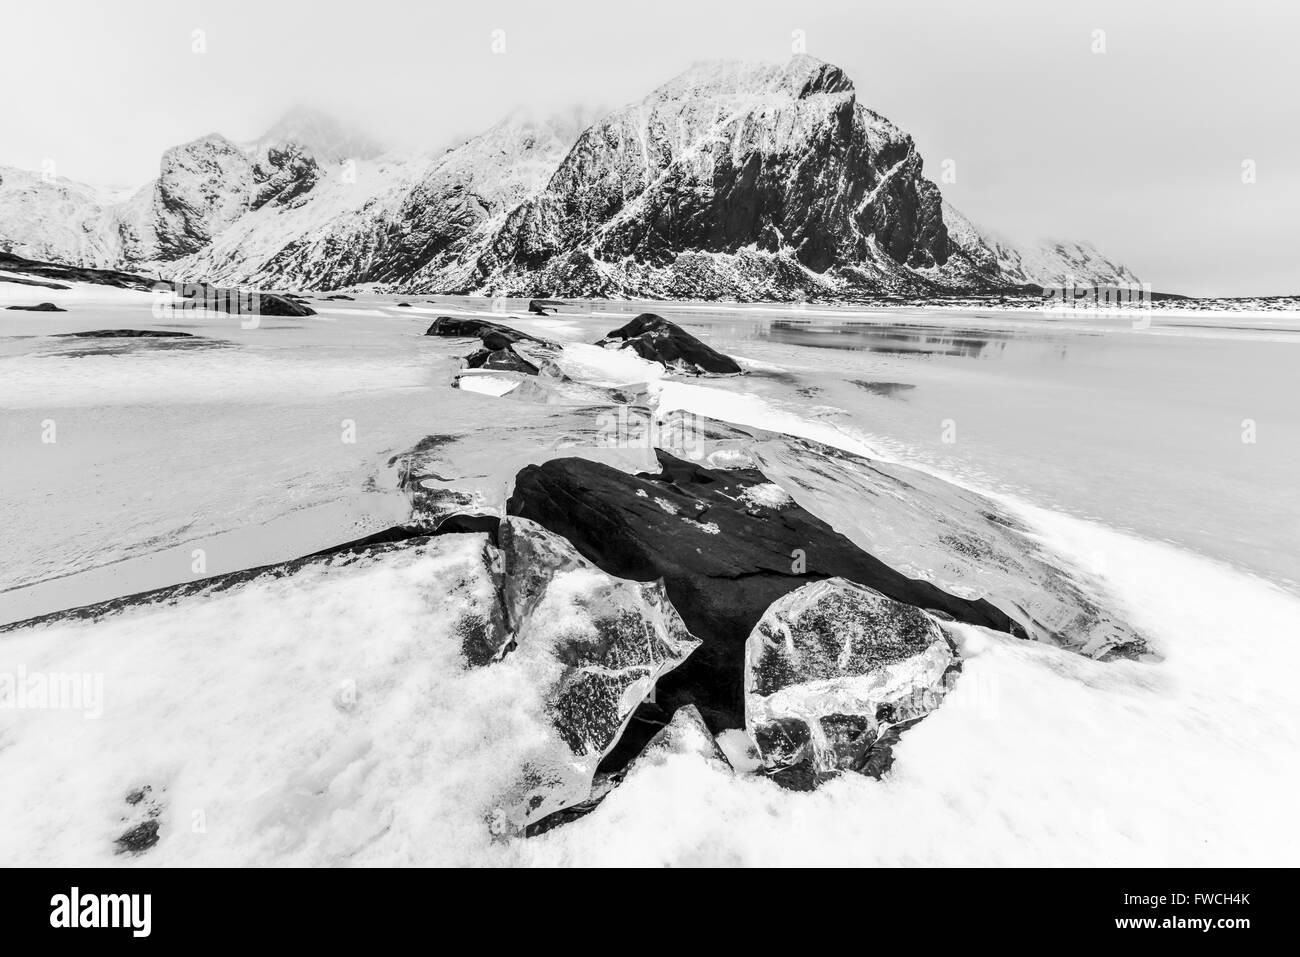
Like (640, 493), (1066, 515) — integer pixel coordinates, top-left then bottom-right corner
(654, 55), (853, 103)
(0, 57), (1142, 296)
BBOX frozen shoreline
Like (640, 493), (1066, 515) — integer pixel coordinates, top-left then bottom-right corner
(2, 281), (1298, 866)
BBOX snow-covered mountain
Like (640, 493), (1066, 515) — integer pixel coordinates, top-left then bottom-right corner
(0, 59), (1141, 297)
(0, 166), (124, 268)
(941, 201), (1140, 289)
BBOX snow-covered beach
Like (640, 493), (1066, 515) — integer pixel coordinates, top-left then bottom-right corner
(3, 275), (1297, 866)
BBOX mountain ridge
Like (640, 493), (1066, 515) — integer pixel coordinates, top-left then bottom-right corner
(0, 56), (1143, 298)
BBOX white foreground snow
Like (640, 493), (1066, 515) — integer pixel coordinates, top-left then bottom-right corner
(2, 508), (1297, 866)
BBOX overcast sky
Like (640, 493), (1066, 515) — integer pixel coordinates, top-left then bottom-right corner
(1, 0), (1295, 295)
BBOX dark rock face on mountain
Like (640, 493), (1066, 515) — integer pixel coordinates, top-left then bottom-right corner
(423, 316), (550, 345)
(507, 450), (1019, 743)
(250, 143), (320, 210)
(205, 113), (589, 292)
(6, 301), (65, 312)
(118, 134), (256, 262)
(745, 577), (957, 788)
(463, 57), (960, 298)
(597, 313), (742, 375)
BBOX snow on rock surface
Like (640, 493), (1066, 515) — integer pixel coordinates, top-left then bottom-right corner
(0, 521), (703, 860)
(627, 704), (732, 777)
(745, 577), (955, 787)
(507, 449), (1015, 753)
(0, 535), (512, 865)
(596, 313), (742, 375)
(0, 167), (123, 267)
(750, 435), (1148, 660)
(119, 135), (256, 263)
(491, 517), (701, 832)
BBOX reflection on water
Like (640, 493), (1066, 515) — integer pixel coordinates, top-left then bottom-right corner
(42, 338), (234, 359)
(632, 305), (1300, 592)
(850, 380), (917, 399)
(764, 320), (1003, 358)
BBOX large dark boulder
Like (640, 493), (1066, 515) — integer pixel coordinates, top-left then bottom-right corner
(54, 329), (195, 338)
(6, 302), (65, 312)
(0, 251), (154, 291)
(507, 451), (1019, 747)
(596, 313), (741, 375)
(745, 577), (958, 787)
(254, 293), (316, 317)
(165, 285), (316, 318)
(528, 298), (566, 315)
(423, 316), (550, 345)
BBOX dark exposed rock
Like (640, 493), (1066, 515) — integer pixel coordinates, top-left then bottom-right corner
(324, 293), (354, 300)
(0, 275), (70, 290)
(435, 513), (500, 536)
(596, 313), (742, 375)
(114, 820), (160, 855)
(853, 715), (926, 779)
(253, 293), (315, 317)
(165, 285), (316, 318)
(54, 329), (196, 338)
(528, 298), (566, 315)
(250, 142), (320, 210)
(423, 316), (551, 345)
(750, 435), (1148, 659)
(396, 302), (412, 307)
(507, 450), (1019, 747)
(0, 251), (155, 291)
(0, 253), (310, 318)
(114, 783), (164, 855)
(6, 301), (65, 312)
(465, 343), (541, 375)
(745, 577), (956, 786)
(480, 330), (516, 351)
